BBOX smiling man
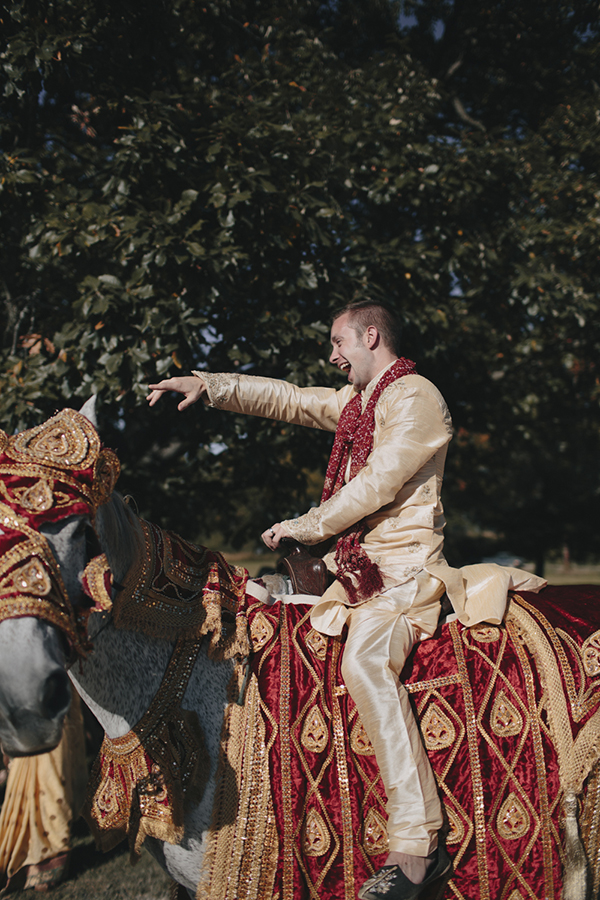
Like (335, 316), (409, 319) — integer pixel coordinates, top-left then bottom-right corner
(147, 300), (543, 900)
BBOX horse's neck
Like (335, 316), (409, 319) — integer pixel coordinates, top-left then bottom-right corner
(69, 613), (171, 738)
(71, 612), (235, 745)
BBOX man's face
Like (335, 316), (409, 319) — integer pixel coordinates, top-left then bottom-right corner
(329, 313), (375, 390)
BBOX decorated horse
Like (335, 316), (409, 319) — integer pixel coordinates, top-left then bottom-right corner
(0, 406), (599, 900)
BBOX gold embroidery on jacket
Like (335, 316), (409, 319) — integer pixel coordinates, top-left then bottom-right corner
(250, 610), (274, 651)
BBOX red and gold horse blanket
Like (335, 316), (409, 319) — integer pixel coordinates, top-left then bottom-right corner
(198, 585), (600, 900)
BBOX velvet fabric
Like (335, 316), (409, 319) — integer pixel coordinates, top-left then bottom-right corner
(245, 584), (600, 900)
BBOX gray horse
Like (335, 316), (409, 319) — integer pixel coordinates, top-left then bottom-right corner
(0, 402), (235, 896)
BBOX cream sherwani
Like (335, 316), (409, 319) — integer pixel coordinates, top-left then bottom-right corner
(199, 368), (545, 855)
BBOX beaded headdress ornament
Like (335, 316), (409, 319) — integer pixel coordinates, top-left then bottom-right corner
(0, 409), (120, 657)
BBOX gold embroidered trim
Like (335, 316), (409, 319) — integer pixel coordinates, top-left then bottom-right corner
(301, 706), (329, 754)
(249, 610), (274, 652)
(350, 718), (375, 756)
(83, 553), (112, 611)
(505, 616), (554, 895)
(497, 792), (531, 840)
(85, 637), (209, 859)
(0, 410), (120, 516)
(490, 690), (524, 737)
(302, 809), (331, 857)
(305, 628), (328, 660)
(582, 631), (600, 677)
(112, 520), (249, 659)
(330, 638), (356, 900)
(405, 673), (462, 694)
(196, 372), (240, 409)
(363, 809), (388, 856)
(281, 505), (325, 546)
(279, 605), (294, 900)
(509, 597), (600, 795)
(450, 622), (491, 899)
(421, 703), (457, 751)
(444, 805), (465, 846)
(9, 409), (101, 470)
(469, 625), (502, 643)
(196, 671), (278, 900)
(19, 478), (54, 512)
(0, 502), (90, 656)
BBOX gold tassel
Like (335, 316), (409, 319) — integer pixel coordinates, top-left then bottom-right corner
(562, 791), (588, 900)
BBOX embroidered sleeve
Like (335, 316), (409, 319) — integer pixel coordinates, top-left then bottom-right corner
(281, 507), (325, 546)
(193, 371), (240, 409)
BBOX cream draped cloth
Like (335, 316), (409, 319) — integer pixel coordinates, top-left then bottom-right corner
(0, 693), (87, 892)
(198, 368), (545, 630)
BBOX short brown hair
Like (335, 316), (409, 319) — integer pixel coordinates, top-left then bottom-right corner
(330, 301), (401, 355)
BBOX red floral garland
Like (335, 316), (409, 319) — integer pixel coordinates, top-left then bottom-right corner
(321, 358), (416, 604)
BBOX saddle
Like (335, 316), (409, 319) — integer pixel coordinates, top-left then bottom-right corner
(276, 540), (329, 596)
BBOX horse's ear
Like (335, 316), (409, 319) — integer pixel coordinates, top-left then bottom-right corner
(78, 395), (98, 428)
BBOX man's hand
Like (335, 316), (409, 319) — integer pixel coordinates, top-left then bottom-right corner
(146, 375), (207, 411)
(261, 523), (292, 551)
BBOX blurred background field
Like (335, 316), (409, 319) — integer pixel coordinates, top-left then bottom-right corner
(225, 549), (600, 585)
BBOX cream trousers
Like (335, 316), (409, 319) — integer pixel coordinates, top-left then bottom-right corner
(340, 583), (444, 856)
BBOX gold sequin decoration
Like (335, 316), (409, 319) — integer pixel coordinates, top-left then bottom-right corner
(9, 409), (101, 470)
(250, 611), (275, 652)
(497, 792), (530, 840)
(302, 808), (331, 857)
(0, 431), (8, 453)
(508, 892), (524, 900)
(421, 703), (456, 751)
(305, 628), (328, 660)
(83, 554), (113, 611)
(301, 705), (329, 754)
(469, 625), (502, 643)
(350, 717), (375, 756)
(93, 450), (121, 507)
(490, 691), (524, 737)
(445, 805), (465, 845)
(582, 631), (600, 677)
(363, 809), (388, 855)
(18, 479), (55, 512)
(12, 558), (52, 596)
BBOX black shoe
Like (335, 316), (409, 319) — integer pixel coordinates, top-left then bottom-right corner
(358, 845), (451, 900)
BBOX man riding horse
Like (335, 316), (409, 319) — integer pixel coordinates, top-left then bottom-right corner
(147, 300), (544, 900)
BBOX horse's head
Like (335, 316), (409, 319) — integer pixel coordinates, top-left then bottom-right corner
(0, 405), (120, 755)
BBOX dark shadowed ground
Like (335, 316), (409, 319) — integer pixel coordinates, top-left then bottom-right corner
(8, 823), (172, 900)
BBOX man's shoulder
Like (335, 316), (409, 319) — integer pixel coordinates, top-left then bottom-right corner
(379, 374), (452, 429)
(380, 372), (445, 403)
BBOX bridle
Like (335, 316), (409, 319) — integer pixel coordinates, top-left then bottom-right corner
(0, 409), (120, 660)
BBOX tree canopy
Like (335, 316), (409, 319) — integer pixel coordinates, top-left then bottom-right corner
(1, 0), (599, 571)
